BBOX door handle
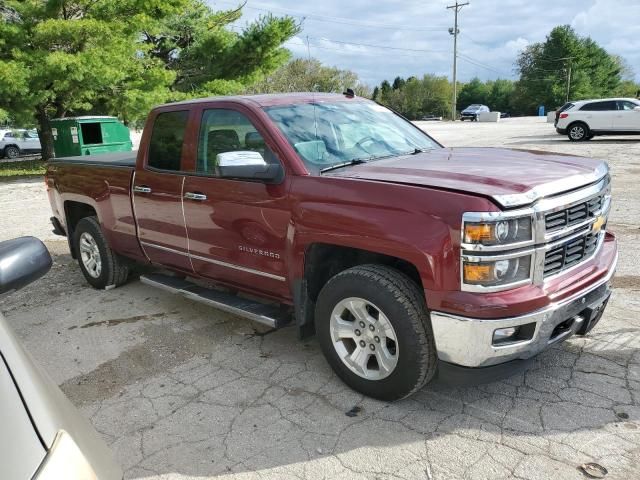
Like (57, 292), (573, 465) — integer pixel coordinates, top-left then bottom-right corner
(133, 185), (152, 194)
(184, 192), (207, 201)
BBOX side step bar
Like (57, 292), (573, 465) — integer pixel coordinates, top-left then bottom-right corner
(140, 274), (291, 328)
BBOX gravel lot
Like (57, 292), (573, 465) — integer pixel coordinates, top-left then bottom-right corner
(1, 117), (639, 480)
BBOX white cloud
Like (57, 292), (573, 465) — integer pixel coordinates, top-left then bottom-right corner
(213, 0), (640, 86)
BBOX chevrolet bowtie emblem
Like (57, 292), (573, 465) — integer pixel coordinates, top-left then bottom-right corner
(592, 215), (606, 233)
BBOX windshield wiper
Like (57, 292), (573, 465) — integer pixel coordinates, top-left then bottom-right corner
(320, 159), (367, 173)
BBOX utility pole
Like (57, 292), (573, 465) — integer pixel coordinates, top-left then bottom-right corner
(447, 1), (468, 121)
(565, 59), (572, 103)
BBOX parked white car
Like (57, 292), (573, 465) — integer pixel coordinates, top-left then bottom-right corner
(0, 129), (42, 158)
(555, 98), (640, 141)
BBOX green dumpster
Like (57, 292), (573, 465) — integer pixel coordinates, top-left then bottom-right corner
(51, 116), (132, 157)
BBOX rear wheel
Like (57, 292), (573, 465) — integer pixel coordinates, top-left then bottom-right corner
(4, 146), (20, 159)
(73, 216), (129, 289)
(316, 265), (437, 401)
(568, 122), (589, 141)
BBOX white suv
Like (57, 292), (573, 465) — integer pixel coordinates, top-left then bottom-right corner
(0, 129), (42, 158)
(555, 98), (640, 141)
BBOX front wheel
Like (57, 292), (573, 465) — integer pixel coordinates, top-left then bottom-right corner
(316, 265), (437, 401)
(568, 122), (590, 141)
(73, 216), (129, 289)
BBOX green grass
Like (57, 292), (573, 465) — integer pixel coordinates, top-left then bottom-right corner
(0, 158), (46, 179)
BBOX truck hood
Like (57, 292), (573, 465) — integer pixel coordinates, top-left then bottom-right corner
(325, 147), (608, 208)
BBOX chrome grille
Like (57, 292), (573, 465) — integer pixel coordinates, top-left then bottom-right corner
(545, 195), (603, 232)
(543, 233), (599, 277)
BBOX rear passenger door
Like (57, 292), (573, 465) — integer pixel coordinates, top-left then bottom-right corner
(613, 100), (640, 131)
(579, 101), (616, 130)
(133, 109), (194, 273)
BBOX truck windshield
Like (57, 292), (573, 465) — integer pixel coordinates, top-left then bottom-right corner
(264, 100), (440, 172)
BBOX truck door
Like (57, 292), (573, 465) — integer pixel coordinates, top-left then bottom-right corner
(182, 107), (291, 298)
(133, 109), (193, 273)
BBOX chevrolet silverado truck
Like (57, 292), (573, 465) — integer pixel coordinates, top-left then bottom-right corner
(46, 93), (617, 400)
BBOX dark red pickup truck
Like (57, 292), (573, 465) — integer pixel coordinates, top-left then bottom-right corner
(46, 93), (617, 400)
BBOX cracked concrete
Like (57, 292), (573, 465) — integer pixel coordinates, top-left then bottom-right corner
(1, 117), (639, 479)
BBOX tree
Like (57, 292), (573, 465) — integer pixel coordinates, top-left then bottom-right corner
(377, 74), (452, 119)
(0, 1), (298, 159)
(372, 86), (380, 101)
(380, 80), (391, 97)
(245, 58), (369, 96)
(457, 77), (490, 110)
(392, 76), (405, 91)
(514, 25), (621, 113)
(486, 79), (515, 113)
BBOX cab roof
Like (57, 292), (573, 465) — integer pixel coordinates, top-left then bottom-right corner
(160, 92), (365, 109)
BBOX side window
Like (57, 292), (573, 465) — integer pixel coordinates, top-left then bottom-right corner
(148, 111), (188, 171)
(196, 109), (278, 176)
(581, 101), (617, 111)
(618, 101), (638, 111)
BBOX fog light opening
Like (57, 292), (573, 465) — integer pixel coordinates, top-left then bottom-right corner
(493, 326), (519, 344)
(492, 322), (537, 346)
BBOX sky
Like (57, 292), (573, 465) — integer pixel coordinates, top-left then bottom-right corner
(210, 0), (640, 87)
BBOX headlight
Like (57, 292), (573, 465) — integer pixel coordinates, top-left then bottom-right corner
(462, 254), (532, 289)
(35, 430), (98, 480)
(463, 216), (532, 246)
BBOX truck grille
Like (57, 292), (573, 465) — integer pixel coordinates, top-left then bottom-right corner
(545, 195), (603, 232)
(543, 233), (599, 277)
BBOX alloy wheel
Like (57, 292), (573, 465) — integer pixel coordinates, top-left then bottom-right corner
(329, 297), (399, 380)
(79, 232), (102, 278)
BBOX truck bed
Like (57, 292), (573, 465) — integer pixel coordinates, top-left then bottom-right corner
(45, 154), (144, 261)
(50, 151), (137, 167)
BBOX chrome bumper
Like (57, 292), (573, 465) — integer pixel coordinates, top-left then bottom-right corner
(430, 252), (617, 368)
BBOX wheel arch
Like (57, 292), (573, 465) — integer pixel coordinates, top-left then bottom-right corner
(293, 242), (428, 339)
(3, 144), (20, 155)
(567, 120), (590, 139)
(63, 201), (98, 258)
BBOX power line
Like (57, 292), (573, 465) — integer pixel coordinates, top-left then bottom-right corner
(456, 53), (510, 76)
(216, 1), (449, 31)
(307, 36), (448, 54)
(286, 39), (448, 59)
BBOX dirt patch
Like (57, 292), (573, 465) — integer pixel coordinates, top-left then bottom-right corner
(60, 322), (221, 405)
(67, 311), (178, 330)
(613, 275), (640, 290)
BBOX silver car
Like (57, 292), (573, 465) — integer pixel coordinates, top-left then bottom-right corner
(0, 129), (42, 159)
(0, 237), (122, 480)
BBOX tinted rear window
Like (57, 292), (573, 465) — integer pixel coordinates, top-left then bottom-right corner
(558, 103), (574, 113)
(148, 111), (188, 171)
(580, 101), (617, 111)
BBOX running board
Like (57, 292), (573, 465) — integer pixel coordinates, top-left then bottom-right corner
(140, 274), (291, 328)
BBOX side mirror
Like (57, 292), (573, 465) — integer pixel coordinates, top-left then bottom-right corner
(217, 151), (284, 183)
(634, 106), (640, 111)
(0, 237), (52, 296)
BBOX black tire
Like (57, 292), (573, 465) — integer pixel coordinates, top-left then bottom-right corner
(567, 122), (589, 141)
(315, 265), (437, 401)
(4, 146), (20, 159)
(73, 216), (129, 289)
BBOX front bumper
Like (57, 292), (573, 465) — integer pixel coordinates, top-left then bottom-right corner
(430, 250), (617, 368)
